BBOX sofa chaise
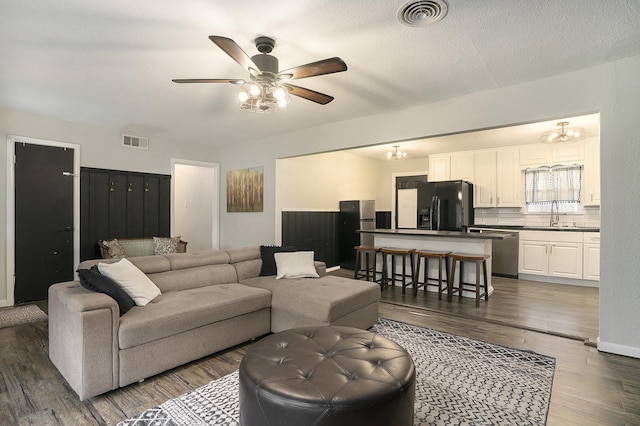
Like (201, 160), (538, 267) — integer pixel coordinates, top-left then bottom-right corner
(48, 246), (380, 400)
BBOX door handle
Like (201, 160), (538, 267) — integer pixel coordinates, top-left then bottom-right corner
(60, 226), (73, 232)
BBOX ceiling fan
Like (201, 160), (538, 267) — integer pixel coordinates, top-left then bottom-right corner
(172, 35), (348, 112)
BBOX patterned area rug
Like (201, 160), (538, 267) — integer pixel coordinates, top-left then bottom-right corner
(0, 304), (47, 329)
(119, 318), (555, 426)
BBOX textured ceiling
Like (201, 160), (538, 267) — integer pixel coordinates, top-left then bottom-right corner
(1, 0), (639, 147)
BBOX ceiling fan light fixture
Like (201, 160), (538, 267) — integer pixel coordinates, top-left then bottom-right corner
(238, 81), (290, 113)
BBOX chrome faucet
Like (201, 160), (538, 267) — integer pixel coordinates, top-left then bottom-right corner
(550, 199), (560, 226)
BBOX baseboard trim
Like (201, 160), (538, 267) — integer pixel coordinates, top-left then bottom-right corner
(597, 340), (640, 359)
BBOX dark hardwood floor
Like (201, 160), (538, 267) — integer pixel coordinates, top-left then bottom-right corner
(335, 269), (600, 342)
(1, 274), (638, 425)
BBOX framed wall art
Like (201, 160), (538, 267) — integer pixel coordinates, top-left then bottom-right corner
(226, 166), (264, 212)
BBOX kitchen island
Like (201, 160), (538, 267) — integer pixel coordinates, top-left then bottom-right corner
(359, 229), (514, 298)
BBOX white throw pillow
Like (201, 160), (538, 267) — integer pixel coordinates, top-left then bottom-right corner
(98, 258), (161, 306)
(274, 251), (320, 279)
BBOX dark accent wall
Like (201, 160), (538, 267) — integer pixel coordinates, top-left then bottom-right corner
(282, 211), (340, 267)
(80, 167), (171, 260)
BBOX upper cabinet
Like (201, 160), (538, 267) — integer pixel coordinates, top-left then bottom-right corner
(473, 150), (497, 207)
(495, 148), (521, 207)
(450, 152), (475, 182)
(583, 138), (601, 206)
(519, 144), (550, 166)
(519, 141), (584, 167)
(551, 141), (585, 163)
(428, 154), (451, 182)
(473, 148), (520, 208)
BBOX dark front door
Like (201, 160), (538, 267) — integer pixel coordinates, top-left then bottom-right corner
(15, 142), (75, 303)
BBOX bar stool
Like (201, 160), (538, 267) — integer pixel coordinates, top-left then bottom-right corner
(449, 253), (490, 308)
(353, 246), (382, 283)
(414, 250), (451, 299)
(380, 248), (415, 293)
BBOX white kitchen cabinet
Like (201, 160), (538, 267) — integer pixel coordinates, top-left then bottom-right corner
(519, 141), (585, 166)
(519, 144), (550, 166)
(450, 152), (475, 182)
(496, 148), (521, 207)
(583, 138), (601, 206)
(428, 154), (450, 182)
(519, 230), (583, 279)
(583, 232), (601, 281)
(552, 141), (584, 163)
(474, 150), (496, 207)
(473, 148), (520, 207)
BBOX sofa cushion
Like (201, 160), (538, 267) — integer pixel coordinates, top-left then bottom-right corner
(77, 266), (135, 315)
(148, 264), (238, 293)
(98, 258), (161, 306)
(274, 251), (319, 279)
(227, 246), (261, 263)
(259, 245), (297, 276)
(163, 251), (230, 271)
(118, 284), (272, 349)
(244, 275), (380, 323)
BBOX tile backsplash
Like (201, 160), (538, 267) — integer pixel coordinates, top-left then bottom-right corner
(473, 207), (601, 228)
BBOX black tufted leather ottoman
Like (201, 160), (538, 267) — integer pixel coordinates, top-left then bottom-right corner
(239, 325), (415, 426)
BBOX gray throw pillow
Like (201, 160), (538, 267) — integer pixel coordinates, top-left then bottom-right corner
(77, 266), (135, 315)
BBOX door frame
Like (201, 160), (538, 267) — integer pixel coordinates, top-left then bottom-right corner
(171, 158), (220, 250)
(5, 135), (80, 307)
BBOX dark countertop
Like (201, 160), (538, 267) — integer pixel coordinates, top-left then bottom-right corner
(469, 225), (600, 232)
(359, 228), (514, 240)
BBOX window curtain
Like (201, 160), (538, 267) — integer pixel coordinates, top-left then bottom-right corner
(525, 165), (582, 211)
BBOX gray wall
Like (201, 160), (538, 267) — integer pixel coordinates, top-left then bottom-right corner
(219, 55), (640, 358)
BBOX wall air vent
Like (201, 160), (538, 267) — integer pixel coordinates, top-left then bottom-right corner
(397, 0), (448, 27)
(122, 134), (149, 150)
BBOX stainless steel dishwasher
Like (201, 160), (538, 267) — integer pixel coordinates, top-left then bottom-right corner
(468, 227), (519, 278)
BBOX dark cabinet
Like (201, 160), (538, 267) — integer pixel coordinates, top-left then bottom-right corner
(80, 167), (171, 260)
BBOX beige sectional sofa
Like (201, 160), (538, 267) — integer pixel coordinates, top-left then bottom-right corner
(48, 246), (380, 400)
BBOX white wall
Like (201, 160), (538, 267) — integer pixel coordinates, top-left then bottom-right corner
(219, 55), (640, 358)
(1, 107), (219, 305)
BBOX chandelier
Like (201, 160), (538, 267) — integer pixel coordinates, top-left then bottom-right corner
(543, 121), (586, 143)
(386, 145), (408, 160)
(237, 79), (290, 113)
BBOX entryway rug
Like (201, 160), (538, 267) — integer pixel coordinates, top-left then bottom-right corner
(0, 304), (47, 329)
(118, 318), (556, 426)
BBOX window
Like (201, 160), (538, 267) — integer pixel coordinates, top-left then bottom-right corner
(524, 165), (583, 213)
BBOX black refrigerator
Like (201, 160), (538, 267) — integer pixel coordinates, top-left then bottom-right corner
(417, 180), (474, 231)
(339, 200), (375, 270)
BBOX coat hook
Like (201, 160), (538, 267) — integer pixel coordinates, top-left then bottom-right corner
(128, 182), (133, 192)
(110, 182), (115, 192)
(144, 182), (150, 192)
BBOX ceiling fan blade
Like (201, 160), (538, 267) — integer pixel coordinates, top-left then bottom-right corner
(172, 78), (246, 84)
(283, 84), (334, 105)
(280, 57), (347, 80)
(209, 36), (258, 72)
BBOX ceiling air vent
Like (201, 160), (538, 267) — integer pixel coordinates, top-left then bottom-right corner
(122, 134), (149, 150)
(397, 0), (448, 27)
